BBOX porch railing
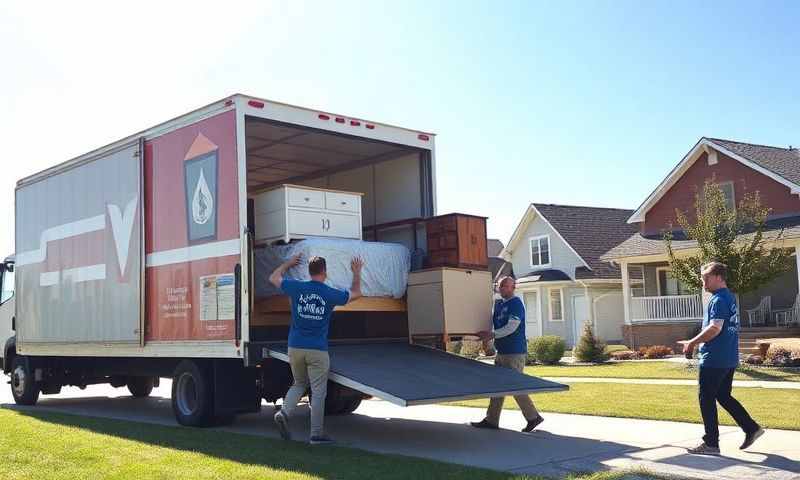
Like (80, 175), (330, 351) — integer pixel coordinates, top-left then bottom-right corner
(630, 294), (703, 323)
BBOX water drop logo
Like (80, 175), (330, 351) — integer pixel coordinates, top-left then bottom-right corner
(192, 169), (213, 225)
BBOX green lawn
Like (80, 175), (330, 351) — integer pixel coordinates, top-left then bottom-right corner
(525, 361), (800, 382)
(0, 409), (669, 480)
(452, 383), (800, 430)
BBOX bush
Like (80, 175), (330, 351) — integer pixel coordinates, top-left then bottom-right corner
(765, 344), (800, 367)
(744, 354), (764, 365)
(610, 350), (642, 361)
(573, 322), (609, 363)
(639, 345), (674, 359)
(459, 339), (482, 359)
(446, 341), (462, 354)
(527, 336), (566, 365)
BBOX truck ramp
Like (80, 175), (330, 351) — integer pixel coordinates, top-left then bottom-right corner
(265, 342), (568, 407)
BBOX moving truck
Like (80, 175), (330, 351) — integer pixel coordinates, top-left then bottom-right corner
(0, 95), (564, 426)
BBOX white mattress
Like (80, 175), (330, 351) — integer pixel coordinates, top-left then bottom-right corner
(254, 238), (411, 299)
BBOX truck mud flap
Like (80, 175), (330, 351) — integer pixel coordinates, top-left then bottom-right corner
(265, 342), (567, 407)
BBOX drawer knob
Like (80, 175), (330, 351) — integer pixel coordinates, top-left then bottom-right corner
(304, 197), (310, 201)
(341, 201), (347, 205)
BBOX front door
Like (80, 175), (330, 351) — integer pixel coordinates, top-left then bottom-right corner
(571, 294), (589, 346)
(524, 291), (541, 339)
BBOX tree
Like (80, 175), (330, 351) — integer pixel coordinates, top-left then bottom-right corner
(574, 321), (608, 363)
(664, 179), (793, 293)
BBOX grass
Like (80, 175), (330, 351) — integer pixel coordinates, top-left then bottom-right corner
(0, 409), (671, 480)
(524, 361), (800, 382)
(451, 382), (800, 430)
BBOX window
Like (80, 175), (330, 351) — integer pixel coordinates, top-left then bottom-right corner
(549, 288), (563, 321)
(529, 235), (551, 267)
(1, 267), (14, 304)
(657, 268), (694, 296)
(720, 182), (735, 211)
(628, 265), (645, 298)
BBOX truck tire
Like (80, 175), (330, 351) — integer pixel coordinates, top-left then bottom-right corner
(127, 377), (155, 398)
(10, 356), (39, 406)
(171, 361), (214, 427)
(324, 383), (363, 415)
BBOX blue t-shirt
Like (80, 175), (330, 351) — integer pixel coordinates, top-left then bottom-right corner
(492, 296), (527, 355)
(698, 287), (739, 368)
(281, 279), (350, 351)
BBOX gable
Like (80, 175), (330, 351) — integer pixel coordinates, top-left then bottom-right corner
(642, 149), (800, 235)
(507, 211), (586, 280)
(630, 138), (800, 227)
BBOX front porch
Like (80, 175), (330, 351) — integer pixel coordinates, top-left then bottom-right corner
(619, 257), (800, 350)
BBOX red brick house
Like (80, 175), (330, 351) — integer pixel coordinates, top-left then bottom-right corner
(602, 137), (800, 352)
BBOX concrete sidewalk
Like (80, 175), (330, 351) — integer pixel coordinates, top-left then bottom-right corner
(2, 381), (799, 480)
(542, 376), (800, 389)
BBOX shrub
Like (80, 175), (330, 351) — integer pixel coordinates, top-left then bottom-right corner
(610, 350), (642, 361)
(573, 322), (609, 363)
(459, 339), (482, 359)
(765, 344), (800, 367)
(744, 354), (764, 365)
(446, 341), (462, 354)
(528, 336), (566, 365)
(640, 345), (674, 359)
(604, 344), (629, 354)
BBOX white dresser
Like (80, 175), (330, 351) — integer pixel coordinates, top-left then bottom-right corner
(252, 184), (363, 244)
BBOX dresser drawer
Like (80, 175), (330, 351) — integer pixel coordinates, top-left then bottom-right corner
(288, 209), (361, 239)
(287, 187), (325, 209)
(325, 191), (360, 213)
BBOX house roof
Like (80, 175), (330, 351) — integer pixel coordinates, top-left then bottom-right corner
(628, 137), (800, 223)
(504, 203), (637, 279)
(489, 257), (514, 282)
(517, 269), (572, 283)
(487, 239), (505, 257)
(601, 214), (800, 261)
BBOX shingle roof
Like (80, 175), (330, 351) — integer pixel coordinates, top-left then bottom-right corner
(488, 257), (514, 281)
(602, 215), (800, 260)
(709, 138), (800, 186)
(532, 204), (638, 279)
(517, 269), (572, 283)
(487, 239), (505, 257)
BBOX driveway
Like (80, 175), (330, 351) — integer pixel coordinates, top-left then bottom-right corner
(2, 380), (798, 480)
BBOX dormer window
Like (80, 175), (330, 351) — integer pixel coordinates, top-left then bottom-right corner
(529, 235), (551, 268)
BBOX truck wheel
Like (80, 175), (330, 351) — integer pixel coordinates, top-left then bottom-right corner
(324, 383), (363, 415)
(11, 356), (39, 406)
(171, 361), (214, 427)
(127, 377), (155, 398)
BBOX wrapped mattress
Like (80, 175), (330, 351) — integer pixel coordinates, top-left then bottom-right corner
(254, 238), (410, 299)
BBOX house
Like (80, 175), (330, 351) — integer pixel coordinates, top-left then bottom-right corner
(488, 239), (514, 284)
(601, 137), (800, 351)
(501, 204), (639, 347)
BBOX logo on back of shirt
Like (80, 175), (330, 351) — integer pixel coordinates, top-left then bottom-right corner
(297, 293), (327, 320)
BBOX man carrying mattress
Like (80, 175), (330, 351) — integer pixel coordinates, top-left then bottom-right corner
(270, 254), (364, 445)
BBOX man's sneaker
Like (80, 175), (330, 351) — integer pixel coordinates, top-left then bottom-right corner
(309, 435), (335, 445)
(740, 427), (765, 450)
(522, 415), (544, 433)
(470, 419), (499, 430)
(273, 411), (291, 441)
(687, 442), (720, 455)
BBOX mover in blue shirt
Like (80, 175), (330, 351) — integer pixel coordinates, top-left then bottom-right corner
(269, 254), (363, 445)
(682, 262), (763, 455)
(472, 276), (544, 432)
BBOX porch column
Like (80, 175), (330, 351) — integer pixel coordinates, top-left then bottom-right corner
(621, 262), (631, 325)
(795, 245), (800, 295)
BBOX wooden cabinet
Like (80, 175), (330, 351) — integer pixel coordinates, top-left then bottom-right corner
(407, 268), (492, 340)
(425, 214), (488, 270)
(252, 184), (363, 244)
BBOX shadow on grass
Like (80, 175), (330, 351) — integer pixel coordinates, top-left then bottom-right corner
(735, 365), (800, 382)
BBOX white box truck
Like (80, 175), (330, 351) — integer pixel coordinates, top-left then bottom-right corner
(0, 94), (564, 426)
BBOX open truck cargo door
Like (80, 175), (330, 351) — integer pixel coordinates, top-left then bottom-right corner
(265, 342), (567, 406)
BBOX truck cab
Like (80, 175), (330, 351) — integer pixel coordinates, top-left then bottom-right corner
(0, 255), (15, 372)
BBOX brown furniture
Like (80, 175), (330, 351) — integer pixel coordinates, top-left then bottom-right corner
(407, 267), (492, 345)
(425, 213), (488, 270)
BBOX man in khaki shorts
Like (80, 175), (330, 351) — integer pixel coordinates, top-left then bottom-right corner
(473, 276), (544, 432)
(269, 254), (363, 445)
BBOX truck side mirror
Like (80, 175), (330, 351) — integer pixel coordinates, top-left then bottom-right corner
(6, 263), (12, 273)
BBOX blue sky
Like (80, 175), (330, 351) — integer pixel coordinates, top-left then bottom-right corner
(1, 0), (799, 256)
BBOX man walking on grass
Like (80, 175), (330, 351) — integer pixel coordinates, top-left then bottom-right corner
(269, 254), (363, 445)
(472, 276), (544, 432)
(682, 261), (764, 455)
